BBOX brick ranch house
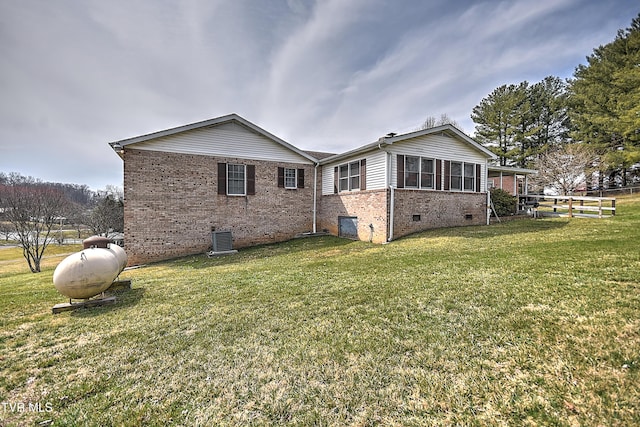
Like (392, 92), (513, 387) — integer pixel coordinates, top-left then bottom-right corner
(110, 113), (501, 265)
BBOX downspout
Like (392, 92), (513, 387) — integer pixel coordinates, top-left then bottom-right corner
(389, 185), (395, 242)
(313, 162), (319, 233)
(376, 138), (395, 242)
(386, 149), (395, 242)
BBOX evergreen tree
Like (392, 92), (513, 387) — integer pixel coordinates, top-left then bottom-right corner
(528, 76), (570, 156)
(472, 78), (569, 167)
(569, 13), (640, 186)
(471, 83), (528, 166)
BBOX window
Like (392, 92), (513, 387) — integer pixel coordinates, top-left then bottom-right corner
(339, 164), (349, 191)
(284, 168), (297, 189)
(227, 164), (246, 195)
(218, 162), (255, 196)
(336, 160), (364, 192)
(464, 163), (475, 191)
(398, 155), (435, 189)
(349, 161), (360, 190)
(421, 158), (435, 189)
(450, 161), (463, 190)
(278, 167), (304, 189)
(404, 156), (419, 188)
(399, 156), (477, 192)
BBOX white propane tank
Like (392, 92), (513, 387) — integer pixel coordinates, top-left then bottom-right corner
(53, 248), (121, 299)
(107, 243), (128, 275)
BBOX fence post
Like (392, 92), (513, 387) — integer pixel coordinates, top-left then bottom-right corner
(568, 197), (573, 218)
(612, 199), (616, 216)
(598, 199), (602, 218)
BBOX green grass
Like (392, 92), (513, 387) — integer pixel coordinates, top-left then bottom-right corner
(0, 244), (83, 275)
(1, 196), (639, 426)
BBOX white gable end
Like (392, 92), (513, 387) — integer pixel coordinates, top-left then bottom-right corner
(390, 133), (488, 163)
(128, 121), (313, 164)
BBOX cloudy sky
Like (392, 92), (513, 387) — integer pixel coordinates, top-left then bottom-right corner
(1, 0), (637, 190)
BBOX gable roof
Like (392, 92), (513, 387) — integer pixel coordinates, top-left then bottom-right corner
(303, 150), (336, 160)
(319, 124), (497, 165)
(109, 113), (318, 163)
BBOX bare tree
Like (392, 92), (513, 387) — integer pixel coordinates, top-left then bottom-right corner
(532, 144), (596, 195)
(419, 113), (461, 130)
(0, 221), (12, 241)
(86, 189), (124, 238)
(0, 173), (69, 272)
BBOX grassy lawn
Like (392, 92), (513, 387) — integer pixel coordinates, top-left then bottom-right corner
(1, 197), (639, 426)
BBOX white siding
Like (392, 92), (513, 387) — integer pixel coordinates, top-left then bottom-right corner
(365, 150), (387, 190)
(130, 121), (313, 164)
(321, 132), (492, 195)
(391, 133), (487, 162)
(389, 133), (489, 191)
(321, 164), (335, 196)
(321, 150), (388, 195)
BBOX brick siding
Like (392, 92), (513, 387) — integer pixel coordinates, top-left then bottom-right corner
(392, 189), (487, 238)
(489, 174), (517, 195)
(317, 190), (389, 244)
(318, 188), (487, 244)
(124, 149), (315, 265)
(123, 149), (490, 263)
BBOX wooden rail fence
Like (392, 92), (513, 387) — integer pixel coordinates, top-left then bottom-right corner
(518, 195), (616, 219)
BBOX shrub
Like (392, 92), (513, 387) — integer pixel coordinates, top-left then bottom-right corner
(490, 188), (517, 216)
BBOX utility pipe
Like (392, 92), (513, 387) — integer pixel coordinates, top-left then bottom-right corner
(313, 163), (318, 233)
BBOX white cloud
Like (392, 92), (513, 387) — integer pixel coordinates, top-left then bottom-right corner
(0, 0), (637, 188)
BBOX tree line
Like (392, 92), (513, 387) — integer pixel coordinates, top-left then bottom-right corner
(0, 172), (123, 272)
(469, 13), (640, 192)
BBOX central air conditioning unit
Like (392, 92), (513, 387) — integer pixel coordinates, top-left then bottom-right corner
(208, 230), (237, 257)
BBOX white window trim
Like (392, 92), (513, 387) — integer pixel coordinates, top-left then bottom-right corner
(450, 161), (463, 191)
(338, 160), (361, 192)
(404, 155), (420, 188)
(349, 161), (360, 191)
(404, 156), (435, 189)
(421, 158), (435, 190)
(284, 168), (297, 189)
(449, 161), (476, 192)
(227, 163), (246, 196)
(463, 163), (475, 192)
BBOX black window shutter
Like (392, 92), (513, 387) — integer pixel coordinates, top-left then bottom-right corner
(360, 159), (366, 190)
(217, 163), (227, 195)
(246, 165), (255, 195)
(397, 155), (404, 188)
(297, 168), (305, 188)
(277, 167), (284, 188)
(475, 164), (481, 192)
(443, 160), (450, 191)
(334, 166), (338, 193)
(436, 159), (442, 190)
